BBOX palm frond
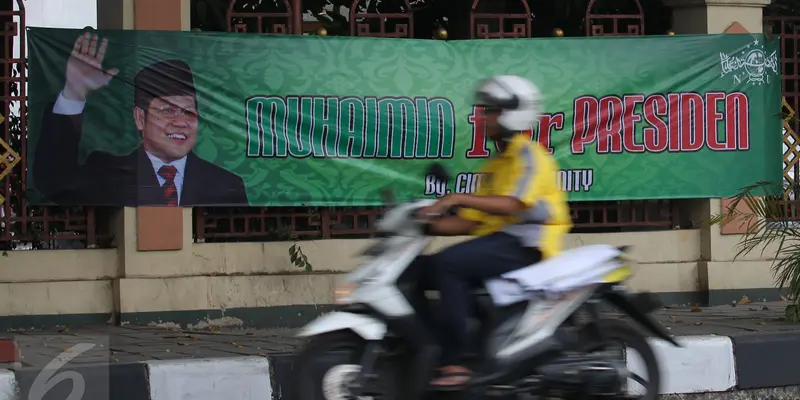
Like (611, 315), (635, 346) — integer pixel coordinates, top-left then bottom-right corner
(709, 181), (800, 303)
(773, 243), (800, 296)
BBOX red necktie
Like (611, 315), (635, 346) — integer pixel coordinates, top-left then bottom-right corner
(158, 165), (179, 206)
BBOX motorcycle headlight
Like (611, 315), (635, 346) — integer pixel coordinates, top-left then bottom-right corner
(334, 282), (358, 305)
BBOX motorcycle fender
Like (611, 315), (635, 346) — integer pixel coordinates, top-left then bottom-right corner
(603, 291), (681, 347)
(297, 311), (387, 341)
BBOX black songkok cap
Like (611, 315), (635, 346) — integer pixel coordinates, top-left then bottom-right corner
(133, 59), (197, 110)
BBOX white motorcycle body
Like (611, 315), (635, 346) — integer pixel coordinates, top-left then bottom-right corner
(294, 197), (678, 399)
(298, 199), (627, 357)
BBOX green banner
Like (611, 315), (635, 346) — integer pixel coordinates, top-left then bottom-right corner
(26, 28), (782, 207)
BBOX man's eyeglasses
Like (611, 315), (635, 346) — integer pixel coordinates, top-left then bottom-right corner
(155, 105), (197, 119)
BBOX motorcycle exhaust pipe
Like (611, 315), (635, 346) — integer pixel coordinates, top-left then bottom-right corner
(535, 357), (626, 396)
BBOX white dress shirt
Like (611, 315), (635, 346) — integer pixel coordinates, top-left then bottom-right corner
(146, 152), (187, 204)
(52, 92), (188, 205)
(52, 92), (86, 116)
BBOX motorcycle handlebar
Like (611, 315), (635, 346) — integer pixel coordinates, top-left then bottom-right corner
(412, 205), (460, 220)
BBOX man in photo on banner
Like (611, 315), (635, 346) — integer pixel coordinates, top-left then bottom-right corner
(33, 32), (249, 207)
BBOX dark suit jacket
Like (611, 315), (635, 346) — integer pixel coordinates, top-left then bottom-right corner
(34, 103), (249, 207)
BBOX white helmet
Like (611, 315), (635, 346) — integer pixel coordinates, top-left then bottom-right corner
(475, 75), (542, 137)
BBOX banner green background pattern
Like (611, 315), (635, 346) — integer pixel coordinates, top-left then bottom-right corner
(27, 28), (782, 206)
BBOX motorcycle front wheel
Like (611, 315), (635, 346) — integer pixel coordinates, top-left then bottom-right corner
(292, 331), (402, 400)
(581, 319), (662, 400)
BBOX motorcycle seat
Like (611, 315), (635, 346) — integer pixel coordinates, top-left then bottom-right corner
(484, 244), (625, 306)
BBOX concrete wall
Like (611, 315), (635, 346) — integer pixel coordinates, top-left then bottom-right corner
(0, 200), (782, 328)
(1, 0), (781, 328)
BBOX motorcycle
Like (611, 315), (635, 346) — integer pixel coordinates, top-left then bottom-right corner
(292, 165), (679, 399)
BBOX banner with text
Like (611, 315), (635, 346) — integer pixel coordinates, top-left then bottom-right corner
(27, 28), (782, 207)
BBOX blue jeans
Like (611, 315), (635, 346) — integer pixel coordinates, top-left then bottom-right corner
(408, 232), (543, 365)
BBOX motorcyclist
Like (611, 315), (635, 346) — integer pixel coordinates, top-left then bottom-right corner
(415, 75), (573, 388)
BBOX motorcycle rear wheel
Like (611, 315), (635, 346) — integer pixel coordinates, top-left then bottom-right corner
(582, 319), (661, 400)
(292, 331), (402, 400)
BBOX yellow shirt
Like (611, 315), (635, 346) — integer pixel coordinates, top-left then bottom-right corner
(459, 134), (572, 258)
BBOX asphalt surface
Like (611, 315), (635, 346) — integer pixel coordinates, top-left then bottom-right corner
(663, 386), (800, 400)
(1, 301), (796, 369)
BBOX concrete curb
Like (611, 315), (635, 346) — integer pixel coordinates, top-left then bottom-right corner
(0, 333), (795, 399)
(0, 357), (272, 400)
(148, 357), (272, 399)
(628, 336), (737, 395)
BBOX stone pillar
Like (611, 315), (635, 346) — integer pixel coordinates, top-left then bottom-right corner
(666, 0), (778, 305)
(123, 0), (190, 260)
(133, 0), (190, 30)
(96, 0), (134, 30)
(665, 0), (771, 34)
(100, 0), (194, 322)
(95, 0), (190, 35)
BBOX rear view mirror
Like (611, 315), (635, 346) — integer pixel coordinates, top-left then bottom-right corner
(380, 187), (395, 205)
(426, 163), (451, 182)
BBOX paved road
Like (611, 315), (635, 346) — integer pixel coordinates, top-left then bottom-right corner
(612, 300), (795, 336)
(663, 386), (800, 399)
(2, 301), (796, 369)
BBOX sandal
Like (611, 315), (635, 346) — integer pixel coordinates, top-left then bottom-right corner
(429, 367), (472, 391)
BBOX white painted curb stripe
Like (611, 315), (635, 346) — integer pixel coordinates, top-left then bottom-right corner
(627, 335), (737, 395)
(0, 334), (745, 397)
(0, 369), (15, 400)
(147, 357), (272, 400)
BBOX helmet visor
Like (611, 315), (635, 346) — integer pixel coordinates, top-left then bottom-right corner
(475, 89), (519, 111)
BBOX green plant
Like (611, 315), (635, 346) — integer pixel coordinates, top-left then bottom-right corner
(270, 221), (314, 273)
(710, 181), (800, 322)
(280, 225), (318, 308)
(289, 242), (313, 273)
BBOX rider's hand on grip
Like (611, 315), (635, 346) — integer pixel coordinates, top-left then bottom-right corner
(414, 209), (442, 220)
(415, 204), (459, 220)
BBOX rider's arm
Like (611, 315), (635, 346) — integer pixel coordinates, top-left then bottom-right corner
(444, 144), (540, 216)
(427, 215), (479, 236)
(424, 206), (482, 236)
(451, 194), (527, 216)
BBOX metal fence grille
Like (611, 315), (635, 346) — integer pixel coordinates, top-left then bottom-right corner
(0, 1), (113, 251)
